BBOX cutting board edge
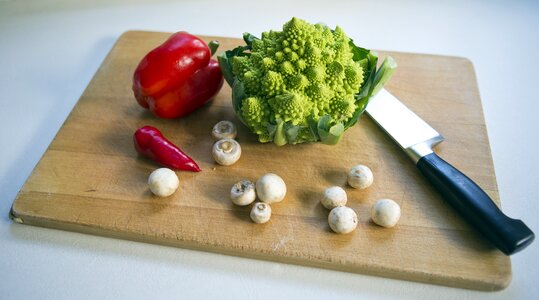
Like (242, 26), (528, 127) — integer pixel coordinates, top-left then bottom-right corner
(9, 199), (511, 292)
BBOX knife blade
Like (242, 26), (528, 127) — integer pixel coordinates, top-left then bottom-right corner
(366, 88), (534, 255)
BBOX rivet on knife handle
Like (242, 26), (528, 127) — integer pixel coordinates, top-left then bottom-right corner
(366, 88), (534, 255)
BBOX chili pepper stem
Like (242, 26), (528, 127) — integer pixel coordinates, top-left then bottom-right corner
(208, 40), (220, 56)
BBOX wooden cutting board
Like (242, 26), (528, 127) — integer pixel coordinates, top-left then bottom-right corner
(10, 31), (510, 290)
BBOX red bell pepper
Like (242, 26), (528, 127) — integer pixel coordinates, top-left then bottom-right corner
(133, 32), (224, 118)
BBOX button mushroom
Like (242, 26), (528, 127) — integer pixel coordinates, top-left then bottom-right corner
(256, 173), (286, 204)
(212, 138), (241, 166)
(328, 206), (358, 234)
(321, 186), (347, 209)
(250, 202), (272, 224)
(230, 180), (256, 206)
(148, 168), (179, 197)
(347, 164), (373, 189)
(212, 120), (237, 140)
(371, 198), (401, 228)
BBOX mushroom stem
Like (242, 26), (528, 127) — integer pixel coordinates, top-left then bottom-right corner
(220, 141), (233, 153)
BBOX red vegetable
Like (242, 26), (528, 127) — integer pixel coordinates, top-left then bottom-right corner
(132, 32), (224, 118)
(134, 126), (201, 172)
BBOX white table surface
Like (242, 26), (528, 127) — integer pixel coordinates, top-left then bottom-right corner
(1, 0), (538, 298)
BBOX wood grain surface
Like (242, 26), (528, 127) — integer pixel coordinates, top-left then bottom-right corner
(10, 31), (510, 290)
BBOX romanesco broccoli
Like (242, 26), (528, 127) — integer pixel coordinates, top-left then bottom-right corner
(219, 17), (396, 145)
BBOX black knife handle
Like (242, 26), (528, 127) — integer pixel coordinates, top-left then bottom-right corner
(417, 152), (534, 255)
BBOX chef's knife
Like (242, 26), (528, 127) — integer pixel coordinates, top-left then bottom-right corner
(366, 88), (534, 255)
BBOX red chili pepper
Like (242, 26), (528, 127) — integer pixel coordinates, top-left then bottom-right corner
(133, 32), (224, 118)
(134, 126), (201, 172)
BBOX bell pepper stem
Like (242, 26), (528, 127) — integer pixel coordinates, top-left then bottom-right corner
(208, 40), (220, 56)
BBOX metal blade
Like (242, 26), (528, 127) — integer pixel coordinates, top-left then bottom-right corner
(366, 88), (444, 162)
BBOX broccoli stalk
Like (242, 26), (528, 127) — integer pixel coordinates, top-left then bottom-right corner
(218, 17), (396, 145)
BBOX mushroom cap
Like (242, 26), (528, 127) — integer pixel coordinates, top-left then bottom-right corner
(321, 186), (347, 209)
(230, 180), (256, 206)
(212, 138), (241, 166)
(256, 173), (286, 204)
(328, 206), (358, 234)
(148, 168), (179, 197)
(371, 198), (401, 228)
(212, 120), (237, 140)
(250, 202), (272, 224)
(347, 164), (374, 189)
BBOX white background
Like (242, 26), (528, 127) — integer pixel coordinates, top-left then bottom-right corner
(1, 0), (538, 298)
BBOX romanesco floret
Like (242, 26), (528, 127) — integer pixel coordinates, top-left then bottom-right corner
(269, 91), (313, 125)
(241, 96), (270, 134)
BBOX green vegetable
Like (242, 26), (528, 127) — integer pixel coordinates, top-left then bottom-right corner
(218, 17), (396, 145)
